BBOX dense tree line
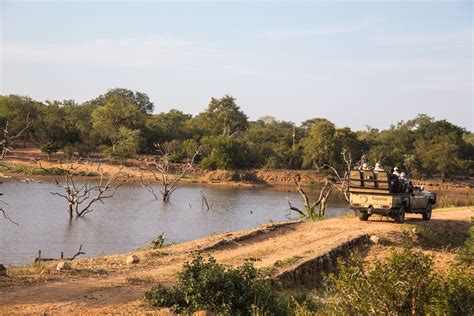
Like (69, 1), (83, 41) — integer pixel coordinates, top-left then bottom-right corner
(0, 89), (472, 179)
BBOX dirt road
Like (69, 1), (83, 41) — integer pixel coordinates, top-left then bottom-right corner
(0, 208), (471, 314)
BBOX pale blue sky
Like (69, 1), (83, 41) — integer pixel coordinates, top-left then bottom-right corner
(1, 1), (472, 130)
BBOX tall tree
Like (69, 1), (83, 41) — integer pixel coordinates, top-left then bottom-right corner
(91, 95), (143, 154)
(190, 95), (248, 137)
(87, 88), (154, 114)
(301, 119), (337, 168)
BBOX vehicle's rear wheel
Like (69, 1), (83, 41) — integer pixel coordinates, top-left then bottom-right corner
(395, 205), (406, 224)
(359, 211), (369, 221)
(422, 203), (432, 221)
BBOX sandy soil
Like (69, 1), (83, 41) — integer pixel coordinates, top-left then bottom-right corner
(0, 207), (471, 314)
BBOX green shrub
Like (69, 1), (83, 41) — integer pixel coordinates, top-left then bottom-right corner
(326, 248), (474, 315)
(31, 167), (67, 176)
(40, 142), (61, 159)
(145, 255), (279, 314)
(201, 136), (255, 170)
(326, 248), (439, 315)
(457, 217), (474, 265)
(149, 233), (166, 249)
(437, 265), (474, 315)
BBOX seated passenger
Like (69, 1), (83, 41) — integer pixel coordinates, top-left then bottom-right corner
(373, 162), (384, 173)
(360, 163), (370, 171)
(400, 172), (410, 192)
(406, 181), (414, 193)
(392, 167), (400, 177)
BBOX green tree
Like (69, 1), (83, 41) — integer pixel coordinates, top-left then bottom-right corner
(91, 96), (143, 154)
(413, 119), (467, 179)
(0, 95), (39, 144)
(201, 136), (253, 170)
(87, 88), (154, 114)
(34, 101), (75, 147)
(111, 127), (142, 158)
(415, 136), (462, 181)
(190, 95), (248, 137)
(301, 119), (336, 168)
(145, 109), (192, 145)
(243, 120), (303, 169)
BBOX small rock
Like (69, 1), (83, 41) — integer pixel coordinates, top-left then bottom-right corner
(56, 261), (72, 271)
(0, 264), (6, 277)
(126, 255), (140, 264)
(370, 235), (380, 244)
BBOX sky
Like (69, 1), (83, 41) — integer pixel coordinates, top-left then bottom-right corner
(0, 0), (472, 131)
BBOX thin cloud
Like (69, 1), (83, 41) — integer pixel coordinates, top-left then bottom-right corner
(259, 20), (372, 40)
(1, 35), (252, 73)
(378, 28), (472, 47)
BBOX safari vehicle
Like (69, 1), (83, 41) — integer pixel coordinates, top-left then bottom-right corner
(349, 170), (436, 223)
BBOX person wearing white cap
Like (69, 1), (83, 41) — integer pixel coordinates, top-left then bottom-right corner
(373, 162), (384, 173)
(361, 163), (370, 171)
(393, 167), (400, 177)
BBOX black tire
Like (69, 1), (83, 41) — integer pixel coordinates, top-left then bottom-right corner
(422, 203), (432, 221)
(359, 211), (369, 221)
(395, 205), (406, 224)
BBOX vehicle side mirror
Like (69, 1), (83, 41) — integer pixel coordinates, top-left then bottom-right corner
(420, 186), (424, 191)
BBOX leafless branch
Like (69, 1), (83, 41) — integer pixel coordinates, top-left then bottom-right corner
(143, 143), (200, 202)
(200, 191), (211, 210)
(51, 164), (127, 217)
(1, 115), (30, 160)
(69, 244), (85, 260)
(287, 175), (332, 219)
(0, 207), (18, 226)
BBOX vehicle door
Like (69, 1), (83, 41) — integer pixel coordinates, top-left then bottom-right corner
(411, 187), (428, 210)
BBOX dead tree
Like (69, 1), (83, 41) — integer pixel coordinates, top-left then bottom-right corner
(50, 164), (127, 218)
(1, 117), (30, 160)
(200, 190), (212, 210)
(69, 244), (86, 260)
(143, 144), (200, 202)
(0, 176), (19, 225)
(0, 203), (18, 225)
(287, 175), (332, 220)
(317, 149), (367, 203)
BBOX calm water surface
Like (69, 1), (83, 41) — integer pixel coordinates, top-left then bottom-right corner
(0, 179), (349, 265)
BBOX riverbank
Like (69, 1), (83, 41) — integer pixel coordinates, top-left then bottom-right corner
(0, 206), (471, 314)
(1, 149), (473, 192)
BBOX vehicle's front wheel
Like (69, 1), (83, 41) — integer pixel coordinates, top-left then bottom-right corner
(422, 203), (432, 221)
(395, 205), (406, 224)
(359, 211), (369, 221)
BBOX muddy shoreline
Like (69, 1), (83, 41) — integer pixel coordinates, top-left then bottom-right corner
(1, 149), (472, 192)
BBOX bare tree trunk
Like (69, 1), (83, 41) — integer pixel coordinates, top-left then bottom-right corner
(1, 118), (30, 160)
(51, 164), (127, 218)
(143, 144), (200, 203)
(287, 175), (332, 220)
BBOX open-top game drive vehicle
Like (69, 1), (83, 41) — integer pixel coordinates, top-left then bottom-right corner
(349, 170), (436, 223)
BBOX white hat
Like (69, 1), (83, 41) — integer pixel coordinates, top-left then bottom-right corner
(362, 163), (368, 168)
(394, 167), (399, 171)
(375, 162), (381, 168)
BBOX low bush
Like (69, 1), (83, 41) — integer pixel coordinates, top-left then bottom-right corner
(437, 265), (474, 315)
(149, 233), (166, 249)
(145, 255), (279, 314)
(325, 248), (474, 315)
(457, 217), (474, 265)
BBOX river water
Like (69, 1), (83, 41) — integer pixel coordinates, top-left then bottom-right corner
(0, 179), (349, 265)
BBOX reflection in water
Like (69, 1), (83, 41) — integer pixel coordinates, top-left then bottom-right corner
(0, 179), (349, 265)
